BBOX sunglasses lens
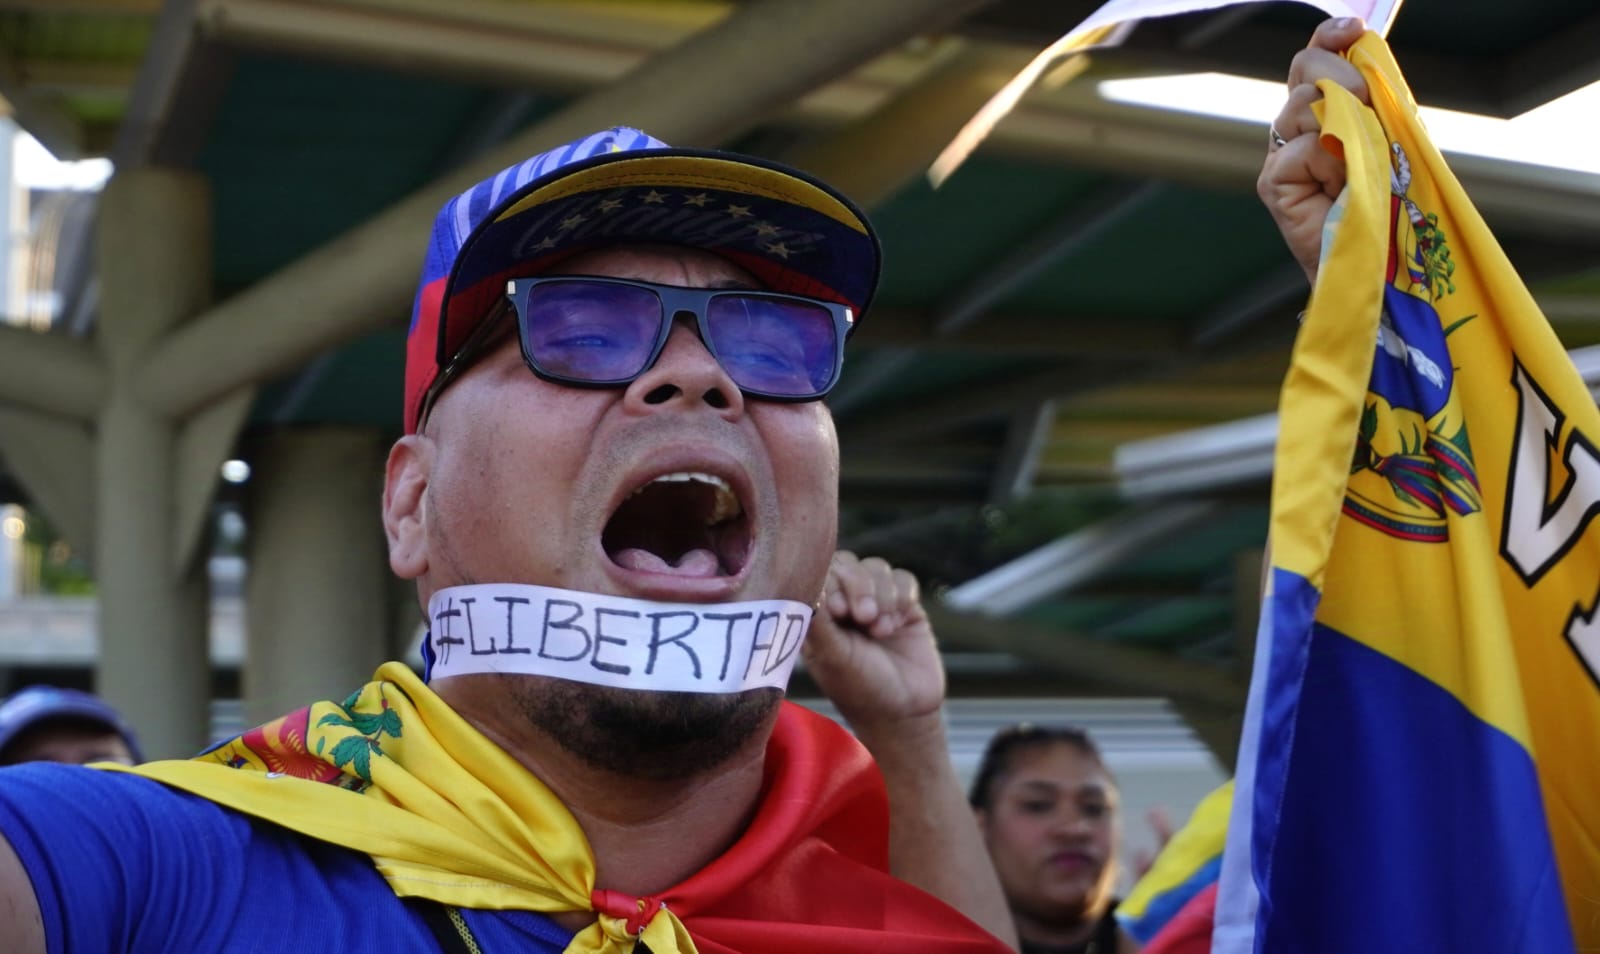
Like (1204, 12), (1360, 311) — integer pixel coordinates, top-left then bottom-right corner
(705, 294), (840, 397)
(521, 280), (662, 383)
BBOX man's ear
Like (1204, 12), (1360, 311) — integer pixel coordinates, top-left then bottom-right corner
(383, 435), (432, 580)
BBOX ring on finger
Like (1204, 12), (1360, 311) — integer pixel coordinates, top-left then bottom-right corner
(1269, 125), (1289, 149)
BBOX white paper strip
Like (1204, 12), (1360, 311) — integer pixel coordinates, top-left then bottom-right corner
(929, 0), (1406, 186)
(423, 583), (814, 694)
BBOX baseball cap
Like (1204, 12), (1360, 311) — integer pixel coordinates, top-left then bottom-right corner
(0, 685), (143, 763)
(405, 126), (882, 432)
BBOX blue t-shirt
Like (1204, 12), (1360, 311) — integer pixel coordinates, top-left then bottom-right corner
(0, 763), (575, 953)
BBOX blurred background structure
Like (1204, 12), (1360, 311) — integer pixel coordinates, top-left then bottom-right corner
(1, 0), (1599, 865)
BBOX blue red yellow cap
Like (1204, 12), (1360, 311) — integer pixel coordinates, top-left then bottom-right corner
(405, 127), (880, 432)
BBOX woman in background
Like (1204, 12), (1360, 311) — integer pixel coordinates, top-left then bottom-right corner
(971, 724), (1140, 954)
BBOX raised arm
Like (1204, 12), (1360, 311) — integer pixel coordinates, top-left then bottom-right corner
(1259, 16), (1373, 283)
(803, 551), (1020, 950)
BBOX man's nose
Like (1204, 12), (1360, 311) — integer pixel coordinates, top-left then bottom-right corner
(622, 316), (745, 416)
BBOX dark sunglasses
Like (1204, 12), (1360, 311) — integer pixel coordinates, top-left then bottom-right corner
(502, 276), (854, 402)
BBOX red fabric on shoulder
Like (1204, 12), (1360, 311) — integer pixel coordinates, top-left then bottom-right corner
(664, 702), (1009, 953)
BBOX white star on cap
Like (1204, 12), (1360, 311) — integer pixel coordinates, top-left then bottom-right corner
(683, 193), (712, 207)
(559, 214), (586, 230)
(597, 198), (623, 213)
(641, 190), (667, 204)
(753, 221), (780, 238)
(532, 236), (557, 251)
(726, 203), (752, 218)
(764, 241), (792, 259)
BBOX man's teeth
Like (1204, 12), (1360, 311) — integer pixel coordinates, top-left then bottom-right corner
(631, 472), (741, 524)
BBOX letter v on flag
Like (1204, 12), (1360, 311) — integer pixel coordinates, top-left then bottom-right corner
(1214, 32), (1600, 954)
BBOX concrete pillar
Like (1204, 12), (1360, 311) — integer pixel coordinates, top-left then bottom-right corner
(94, 167), (212, 758)
(243, 427), (390, 724)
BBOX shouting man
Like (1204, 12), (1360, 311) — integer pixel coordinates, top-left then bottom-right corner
(0, 128), (1013, 953)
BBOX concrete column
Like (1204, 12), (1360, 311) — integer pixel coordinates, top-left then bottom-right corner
(243, 427), (390, 724)
(94, 167), (212, 758)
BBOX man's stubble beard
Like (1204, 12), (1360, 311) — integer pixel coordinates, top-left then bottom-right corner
(506, 676), (782, 781)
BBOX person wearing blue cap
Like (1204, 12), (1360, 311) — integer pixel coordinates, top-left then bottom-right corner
(0, 128), (1016, 954)
(0, 686), (142, 766)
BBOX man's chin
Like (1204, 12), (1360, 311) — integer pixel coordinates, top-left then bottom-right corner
(507, 678), (783, 782)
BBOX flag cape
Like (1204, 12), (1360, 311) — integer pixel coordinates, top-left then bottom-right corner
(1117, 780), (1230, 943)
(108, 663), (1006, 954)
(1215, 33), (1600, 952)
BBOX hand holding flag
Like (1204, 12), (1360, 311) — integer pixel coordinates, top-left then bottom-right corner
(1258, 17), (1371, 282)
(1216, 21), (1600, 953)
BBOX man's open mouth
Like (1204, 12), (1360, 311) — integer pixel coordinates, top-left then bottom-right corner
(602, 472), (751, 578)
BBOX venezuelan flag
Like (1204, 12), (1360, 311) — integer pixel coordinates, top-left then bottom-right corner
(1214, 33), (1600, 953)
(1117, 781), (1230, 944)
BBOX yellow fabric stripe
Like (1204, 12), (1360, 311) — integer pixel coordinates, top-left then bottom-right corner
(1267, 75), (1390, 590)
(108, 662), (697, 954)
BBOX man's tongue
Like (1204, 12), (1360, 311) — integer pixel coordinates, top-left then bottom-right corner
(613, 547), (721, 577)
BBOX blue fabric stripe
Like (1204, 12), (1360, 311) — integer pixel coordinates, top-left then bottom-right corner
(1249, 575), (1574, 952)
(1249, 566), (1319, 933)
(489, 165), (514, 206)
(467, 179), (493, 234)
(446, 193), (467, 246)
(1120, 855), (1222, 943)
(548, 139), (583, 175)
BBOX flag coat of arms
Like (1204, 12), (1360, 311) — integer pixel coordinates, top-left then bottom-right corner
(1214, 33), (1600, 953)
